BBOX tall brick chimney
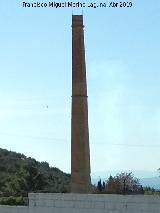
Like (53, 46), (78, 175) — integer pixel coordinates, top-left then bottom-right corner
(71, 15), (91, 193)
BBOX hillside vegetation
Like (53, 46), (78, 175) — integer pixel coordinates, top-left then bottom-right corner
(0, 148), (70, 197)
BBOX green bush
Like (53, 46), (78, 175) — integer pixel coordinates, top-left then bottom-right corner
(0, 196), (26, 206)
(144, 191), (160, 196)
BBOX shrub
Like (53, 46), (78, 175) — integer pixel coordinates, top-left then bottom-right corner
(0, 196), (26, 206)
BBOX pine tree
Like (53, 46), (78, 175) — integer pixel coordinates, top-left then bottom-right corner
(97, 178), (102, 192)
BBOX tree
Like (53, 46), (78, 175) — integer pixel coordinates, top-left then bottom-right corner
(97, 178), (103, 192)
(143, 186), (155, 192)
(104, 172), (143, 195)
(6, 162), (47, 196)
(102, 181), (105, 190)
(105, 175), (117, 193)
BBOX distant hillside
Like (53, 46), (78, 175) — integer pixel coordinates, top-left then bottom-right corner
(91, 170), (158, 180)
(140, 177), (160, 190)
(0, 148), (70, 196)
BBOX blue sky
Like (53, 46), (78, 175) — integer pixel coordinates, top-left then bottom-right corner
(0, 0), (160, 176)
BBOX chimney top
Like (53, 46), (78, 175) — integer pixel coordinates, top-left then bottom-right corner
(72, 15), (84, 28)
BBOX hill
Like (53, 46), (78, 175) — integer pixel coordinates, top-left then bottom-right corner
(0, 148), (70, 196)
(140, 177), (160, 190)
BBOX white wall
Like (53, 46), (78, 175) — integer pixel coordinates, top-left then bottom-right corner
(28, 193), (160, 213)
(0, 193), (160, 213)
(0, 206), (28, 213)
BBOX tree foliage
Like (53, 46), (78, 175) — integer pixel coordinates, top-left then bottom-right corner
(0, 148), (70, 197)
(97, 179), (102, 192)
(96, 172), (144, 195)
